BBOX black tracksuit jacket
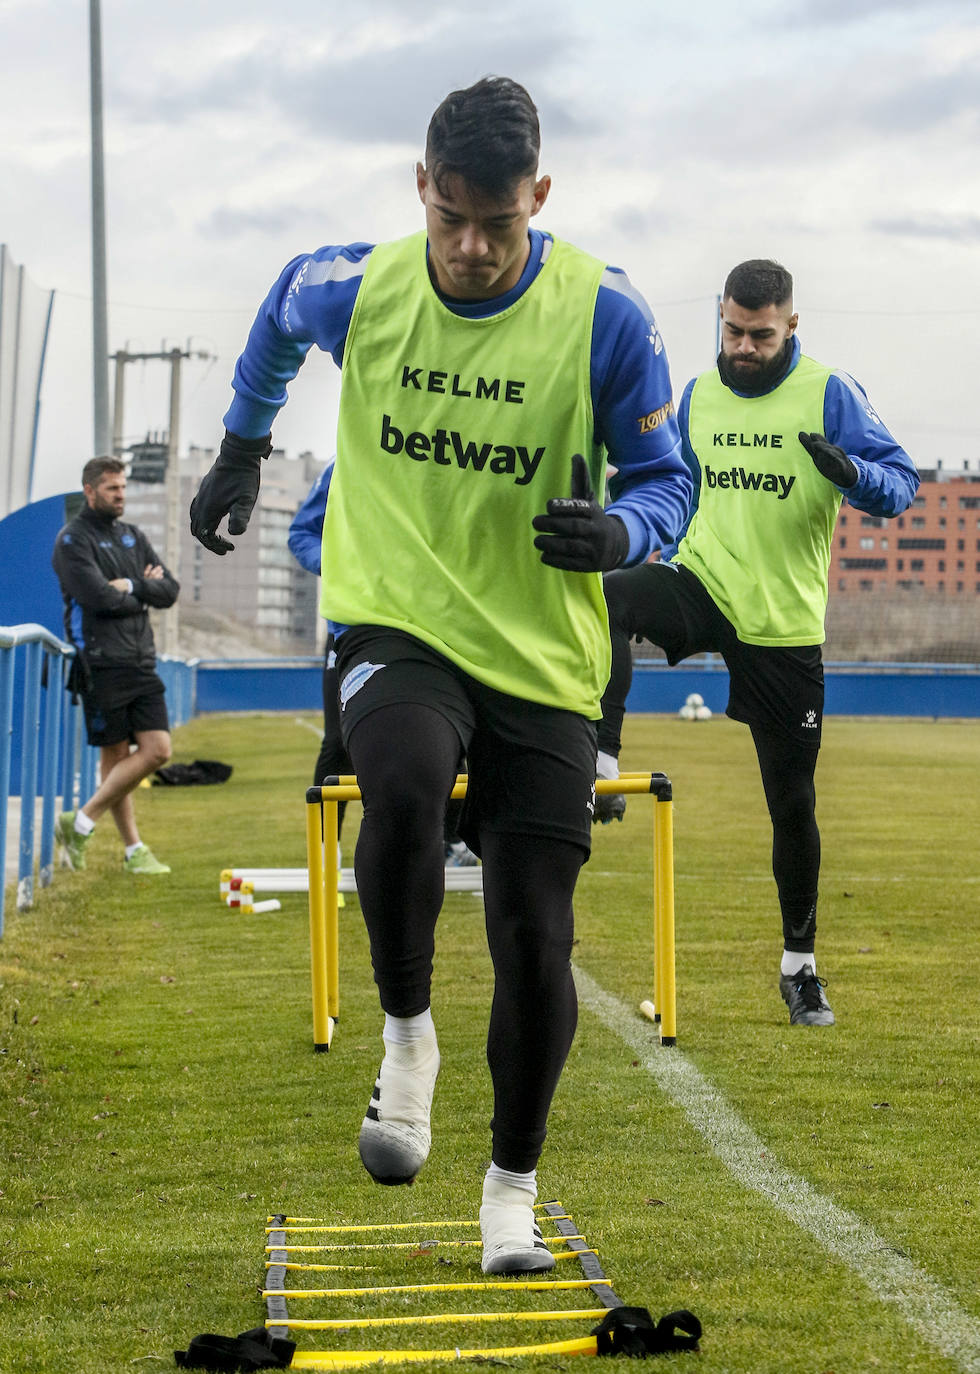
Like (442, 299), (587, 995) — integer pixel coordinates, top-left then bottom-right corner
(51, 504), (180, 669)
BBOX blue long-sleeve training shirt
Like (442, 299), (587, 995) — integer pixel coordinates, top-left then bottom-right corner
(225, 229), (692, 565)
(287, 458), (346, 641)
(287, 459), (333, 576)
(662, 335), (919, 559)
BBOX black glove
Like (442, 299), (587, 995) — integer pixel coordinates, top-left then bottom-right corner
(798, 431), (857, 489)
(594, 791), (626, 825)
(532, 453), (630, 573)
(189, 430), (273, 554)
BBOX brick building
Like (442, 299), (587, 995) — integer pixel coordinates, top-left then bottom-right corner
(832, 465), (980, 596)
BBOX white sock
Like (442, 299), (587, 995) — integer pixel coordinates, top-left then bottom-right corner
(125, 842), (143, 859)
(383, 1008), (435, 1046)
(74, 811), (96, 836)
(596, 750), (619, 781)
(485, 1163), (537, 1198)
(781, 950), (816, 977)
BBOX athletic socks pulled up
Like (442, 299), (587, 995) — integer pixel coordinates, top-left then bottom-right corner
(358, 1023), (440, 1185)
(480, 1172), (555, 1275)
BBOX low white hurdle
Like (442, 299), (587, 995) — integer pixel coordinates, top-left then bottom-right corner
(220, 864), (483, 905)
(226, 880), (282, 915)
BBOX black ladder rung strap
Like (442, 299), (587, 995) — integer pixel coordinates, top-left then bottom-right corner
(265, 1215), (290, 1339)
(540, 1201), (623, 1310)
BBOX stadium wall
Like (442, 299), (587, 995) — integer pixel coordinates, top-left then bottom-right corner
(189, 659), (980, 719)
(624, 663), (980, 719)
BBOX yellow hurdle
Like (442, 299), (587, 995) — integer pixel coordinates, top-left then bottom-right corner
(304, 770), (676, 1051)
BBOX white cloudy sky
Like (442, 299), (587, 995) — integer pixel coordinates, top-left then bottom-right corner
(2, 0), (978, 501)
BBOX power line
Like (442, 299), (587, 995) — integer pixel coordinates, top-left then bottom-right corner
(53, 284), (977, 319)
(56, 287), (255, 315)
(800, 305), (976, 317)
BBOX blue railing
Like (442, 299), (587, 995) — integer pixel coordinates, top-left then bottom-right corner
(0, 624), (97, 934)
(1, 629), (198, 935)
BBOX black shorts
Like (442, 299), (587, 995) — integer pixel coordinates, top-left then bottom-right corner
(335, 626), (598, 854)
(82, 667), (170, 748)
(606, 562), (824, 748)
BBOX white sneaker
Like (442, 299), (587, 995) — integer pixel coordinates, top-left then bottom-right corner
(480, 1177), (556, 1275)
(445, 840), (479, 867)
(358, 1033), (440, 1185)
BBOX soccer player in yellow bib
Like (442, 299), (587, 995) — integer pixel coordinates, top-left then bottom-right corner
(190, 77), (691, 1274)
(596, 259), (919, 1027)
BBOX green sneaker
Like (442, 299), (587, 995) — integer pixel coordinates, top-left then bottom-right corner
(57, 811), (91, 871)
(123, 844), (170, 876)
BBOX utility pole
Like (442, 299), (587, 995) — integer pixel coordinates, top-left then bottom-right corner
(110, 344), (214, 656)
(111, 349), (126, 457)
(164, 347), (182, 657)
(89, 0), (110, 455)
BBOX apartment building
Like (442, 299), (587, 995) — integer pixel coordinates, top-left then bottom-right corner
(123, 442), (326, 650)
(832, 465), (980, 595)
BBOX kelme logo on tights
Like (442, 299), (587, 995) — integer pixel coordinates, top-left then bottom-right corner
(703, 464), (796, 500)
(380, 414), (544, 486)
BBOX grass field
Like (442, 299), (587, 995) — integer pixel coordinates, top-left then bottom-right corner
(1, 710), (978, 1374)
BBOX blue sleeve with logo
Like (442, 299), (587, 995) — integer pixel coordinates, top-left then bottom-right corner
(224, 244), (374, 439)
(658, 377), (700, 562)
(824, 372), (919, 516)
(593, 270), (692, 563)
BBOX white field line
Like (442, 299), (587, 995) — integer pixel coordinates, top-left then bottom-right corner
(293, 716), (322, 738)
(572, 963), (980, 1374)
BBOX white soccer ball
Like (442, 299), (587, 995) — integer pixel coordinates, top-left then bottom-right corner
(679, 691), (706, 719)
(679, 691), (711, 720)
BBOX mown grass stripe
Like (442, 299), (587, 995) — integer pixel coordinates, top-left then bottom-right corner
(573, 963), (980, 1374)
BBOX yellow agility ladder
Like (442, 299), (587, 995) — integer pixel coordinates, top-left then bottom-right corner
(264, 1200), (624, 1369)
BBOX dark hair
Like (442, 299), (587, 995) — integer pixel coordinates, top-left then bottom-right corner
(723, 259), (793, 311)
(82, 455), (125, 489)
(425, 76), (540, 199)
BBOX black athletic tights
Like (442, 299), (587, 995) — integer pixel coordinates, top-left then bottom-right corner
(601, 626), (820, 949)
(749, 723), (821, 951)
(347, 703), (581, 1173)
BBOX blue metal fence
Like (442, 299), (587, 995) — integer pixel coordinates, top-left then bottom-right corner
(0, 628), (197, 935)
(0, 625), (95, 933)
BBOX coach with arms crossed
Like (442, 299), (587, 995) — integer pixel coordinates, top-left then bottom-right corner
(52, 456), (179, 875)
(597, 259), (919, 1026)
(189, 77), (691, 1274)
